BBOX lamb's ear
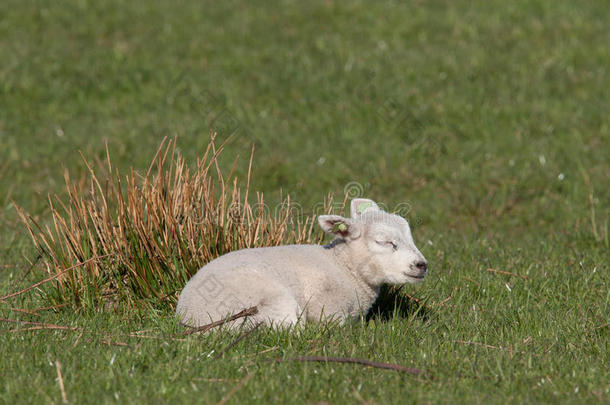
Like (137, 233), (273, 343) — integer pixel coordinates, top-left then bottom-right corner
(318, 215), (361, 240)
(350, 198), (380, 219)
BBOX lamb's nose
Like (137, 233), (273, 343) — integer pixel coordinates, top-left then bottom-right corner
(415, 261), (428, 272)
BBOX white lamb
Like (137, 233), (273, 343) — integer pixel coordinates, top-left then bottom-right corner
(176, 198), (428, 329)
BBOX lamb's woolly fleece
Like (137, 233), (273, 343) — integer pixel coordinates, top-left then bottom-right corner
(176, 198), (427, 329)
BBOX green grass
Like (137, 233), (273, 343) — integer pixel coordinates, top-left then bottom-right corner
(1, 0), (608, 403)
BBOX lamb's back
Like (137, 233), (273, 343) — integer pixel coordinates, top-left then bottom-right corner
(200, 244), (340, 285)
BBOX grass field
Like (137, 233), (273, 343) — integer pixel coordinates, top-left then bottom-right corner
(1, 0), (608, 403)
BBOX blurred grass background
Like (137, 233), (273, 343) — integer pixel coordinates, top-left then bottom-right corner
(0, 0), (608, 403)
(2, 0), (607, 225)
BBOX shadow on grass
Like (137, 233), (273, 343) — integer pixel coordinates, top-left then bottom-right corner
(366, 285), (430, 322)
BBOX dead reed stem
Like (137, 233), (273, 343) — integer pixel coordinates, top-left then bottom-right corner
(0, 255), (112, 302)
(271, 356), (428, 377)
(487, 268), (529, 280)
(214, 322), (263, 359)
(55, 360), (68, 404)
(179, 306), (259, 336)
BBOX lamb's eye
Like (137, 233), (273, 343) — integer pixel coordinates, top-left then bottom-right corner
(376, 240), (397, 250)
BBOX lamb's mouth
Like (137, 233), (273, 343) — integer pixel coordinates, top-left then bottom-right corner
(404, 272), (426, 281)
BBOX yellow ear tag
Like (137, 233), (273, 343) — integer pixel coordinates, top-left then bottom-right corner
(333, 223), (347, 233)
(357, 201), (372, 214)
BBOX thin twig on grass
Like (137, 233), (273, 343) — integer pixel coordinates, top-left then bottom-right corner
(55, 360), (68, 404)
(0, 317), (83, 333)
(0, 254), (112, 302)
(178, 306), (259, 337)
(436, 296), (452, 307)
(403, 292), (423, 303)
(248, 346), (279, 358)
(216, 373), (253, 405)
(214, 322), (263, 359)
(159, 289), (180, 302)
(271, 356), (427, 377)
(192, 378), (241, 383)
(8, 307), (40, 316)
(390, 285), (429, 311)
(7, 303), (69, 317)
(72, 330), (85, 348)
(99, 338), (129, 347)
(102, 332), (188, 343)
(463, 276), (480, 287)
(487, 268), (529, 280)
(454, 340), (525, 356)
(1, 315), (193, 348)
(0, 316), (191, 345)
(126, 333), (183, 340)
(8, 325), (82, 333)
(454, 340), (506, 350)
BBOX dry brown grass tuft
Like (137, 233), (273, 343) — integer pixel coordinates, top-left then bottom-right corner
(15, 135), (333, 310)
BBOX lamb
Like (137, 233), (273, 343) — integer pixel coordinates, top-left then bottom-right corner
(176, 198), (428, 329)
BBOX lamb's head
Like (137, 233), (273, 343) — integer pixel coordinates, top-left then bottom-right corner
(318, 198), (427, 286)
